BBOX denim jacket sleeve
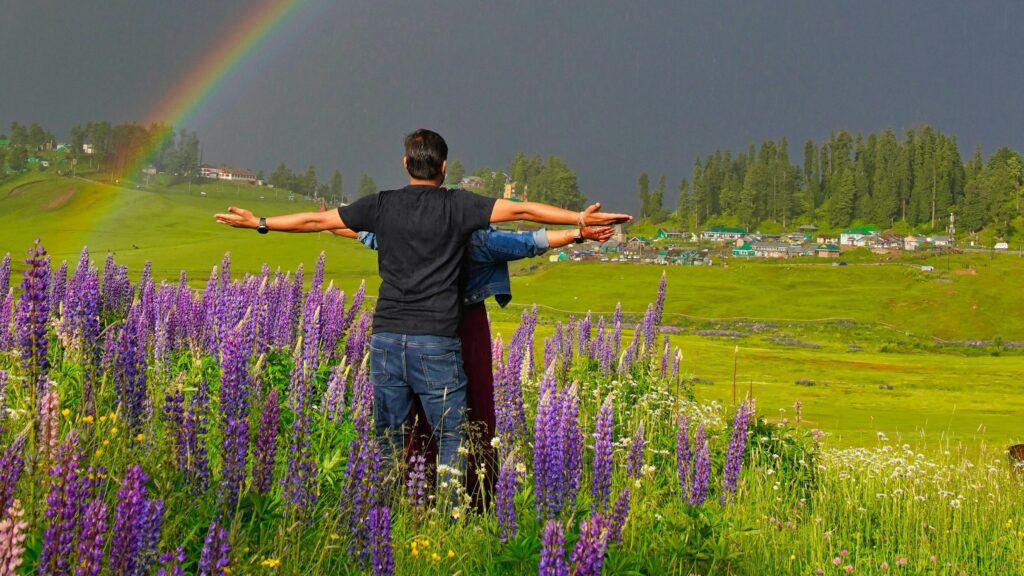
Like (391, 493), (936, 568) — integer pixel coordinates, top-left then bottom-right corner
(357, 231), (378, 250)
(463, 228), (548, 308)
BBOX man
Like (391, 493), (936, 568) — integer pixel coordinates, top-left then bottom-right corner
(333, 223), (613, 504)
(215, 128), (631, 476)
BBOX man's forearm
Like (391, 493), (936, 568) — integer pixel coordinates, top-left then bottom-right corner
(266, 211), (346, 232)
(496, 201), (581, 225)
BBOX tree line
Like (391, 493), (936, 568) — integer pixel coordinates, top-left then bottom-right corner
(458, 152), (586, 211)
(643, 125), (1021, 236)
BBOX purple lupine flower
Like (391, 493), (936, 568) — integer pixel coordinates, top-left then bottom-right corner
(561, 385), (584, 511)
(323, 362), (347, 423)
(598, 334), (614, 376)
(612, 303), (622, 356)
(538, 520), (569, 576)
(494, 327), (527, 447)
(252, 388), (280, 495)
(198, 518), (231, 576)
(49, 259), (68, 319)
(590, 315), (605, 359)
(654, 271), (667, 325)
(570, 514), (610, 576)
(577, 312), (592, 358)
(671, 348), (682, 383)
(608, 488), (632, 545)
(139, 499), (166, 575)
(690, 425), (710, 506)
(110, 465), (163, 576)
(342, 279), (365, 332)
(660, 336), (671, 376)
(676, 415), (691, 499)
(0, 289), (13, 353)
(641, 304), (657, 356)
(625, 423), (645, 479)
(591, 395), (614, 511)
(0, 435), (26, 518)
(543, 334), (557, 372)
(561, 320), (575, 375)
(39, 387), (61, 464)
(406, 454), (427, 512)
(156, 547), (187, 576)
(721, 402), (751, 504)
(181, 382), (211, 494)
(344, 309), (372, 370)
(0, 253), (9, 297)
(114, 305), (149, 430)
(75, 498), (109, 576)
(368, 507), (394, 576)
(41, 432), (87, 575)
(319, 286), (347, 358)
(0, 370), (6, 435)
(16, 239), (50, 396)
(495, 452), (520, 543)
(218, 325), (251, 509)
(0, 499), (28, 575)
(533, 389), (559, 521)
(283, 295), (321, 516)
(342, 370), (382, 560)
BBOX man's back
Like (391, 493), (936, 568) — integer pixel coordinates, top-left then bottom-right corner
(339, 185), (495, 337)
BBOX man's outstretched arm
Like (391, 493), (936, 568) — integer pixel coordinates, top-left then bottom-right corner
(490, 199), (631, 227)
(214, 206), (348, 232)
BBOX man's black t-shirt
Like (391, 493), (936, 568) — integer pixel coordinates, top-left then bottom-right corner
(338, 185), (496, 338)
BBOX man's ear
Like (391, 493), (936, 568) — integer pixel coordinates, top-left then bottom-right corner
(403, 156), (409, 170)
(440, 160), (447, 181)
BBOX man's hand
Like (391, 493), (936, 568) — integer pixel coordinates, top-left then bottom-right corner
(581, 202), (632, 226)
(215, 206), (259, 229)
(582, 226), (615, 242)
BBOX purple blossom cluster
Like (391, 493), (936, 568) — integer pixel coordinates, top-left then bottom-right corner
(252, 388), (280, 496)
(156, 547), (187, 576)
(76, 496), (109, 576)
(625, 423), (645, 479)
(496, 452), (521, 543)
(114, 305), (149, 429)
(41, 433), (88, 575)
(590, 395), (614, 510)
(538, 520), (569, 576)
(493, 308), (534, 448)
(199, 518), (231, 576)
(342, 369), (382, 561)
(368, 507), (394, 576)
(721, 402), (752, 504)
(0, 436), (27, 519)
(16, 240), (50, 395)
(608, 487), (632, 545)
(218, 325), (251, 509)
(110, 465), (164, 576)
(533, 384), (583, 521)
(570, 514), (610, 576)
(406, 454), (428, 511)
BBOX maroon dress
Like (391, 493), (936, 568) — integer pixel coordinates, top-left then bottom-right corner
(405, 302), (496, 507)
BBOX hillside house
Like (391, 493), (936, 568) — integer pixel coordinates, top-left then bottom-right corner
(870, 233), (904, 253)
(656, 228), (687, 240)
(701, 226), (747, 242)
(200, 164), (258, 183)
(502, 181), (527, 202)
(600, 240), (622, 254)
(927, 235), (952, 247)
(627, 236), (651, 251)
(903, 235), (923, 251)
(755, 242), (795, 259)
(840, 226), (879, 247)
(732, 242), (755, 257)
(816, 243), (841, 258)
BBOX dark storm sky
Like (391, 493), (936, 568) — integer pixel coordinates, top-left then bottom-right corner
(3, 1), (1022, 212)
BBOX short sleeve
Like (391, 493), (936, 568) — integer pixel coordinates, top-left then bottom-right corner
(338, 194), (377, 233)
(450, 189), (497, 235)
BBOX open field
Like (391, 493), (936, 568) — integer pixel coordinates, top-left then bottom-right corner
(3, 172), (1023, 452)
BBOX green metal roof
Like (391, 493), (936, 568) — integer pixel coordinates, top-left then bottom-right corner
(705, 226), (747, 234)
(842, 226), (878, 234)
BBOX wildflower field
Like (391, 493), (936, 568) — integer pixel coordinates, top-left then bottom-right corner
(0, 241), (1022, 576)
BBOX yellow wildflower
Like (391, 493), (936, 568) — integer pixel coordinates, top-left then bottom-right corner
(222, 568), (232, 574)
(82, 415), (94, 424)
(95, 449), (104, 458)
(110, 427), (119, 437)
(329, 533), (340, 541)
(447, 550), (455, 559)
(420, 539), (429, 548)
(431, 553), (440, 562)
(108, 411), (117, 421)
(102, 440), (110, 447)
(790, 555), (796, 561)
(99, 416), (107, 423)
(61, 409), (71, 418)
(411, 548), (419, 558)
(260, 558), (281, 568)
(135, 433), (145, 443)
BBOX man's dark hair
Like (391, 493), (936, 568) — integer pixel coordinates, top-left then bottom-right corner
(404, 129), (448, 181)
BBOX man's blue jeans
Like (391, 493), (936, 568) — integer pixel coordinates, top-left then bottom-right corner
(369, 332), (467, 474)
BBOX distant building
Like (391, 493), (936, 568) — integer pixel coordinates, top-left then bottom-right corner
(732, 242), (756, 257)
(200, 164), (258, 184)
(502, 182), (528, 202)
(927, 235), (952, 247)
(701, 226), (747, 242)
(840, 226), (879, 247)
(903, 235), (923, 251)
(656, 228), (687, 240)
(816, 243), (841, 258)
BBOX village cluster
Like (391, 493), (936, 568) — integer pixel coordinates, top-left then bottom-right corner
(544, 224), (959, 266)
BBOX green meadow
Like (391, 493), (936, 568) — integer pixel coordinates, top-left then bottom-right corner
(3, 171), (1023, 451)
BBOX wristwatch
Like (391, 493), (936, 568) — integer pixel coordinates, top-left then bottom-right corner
(573, 228), (585, 244)
(257, 217), (269, 234)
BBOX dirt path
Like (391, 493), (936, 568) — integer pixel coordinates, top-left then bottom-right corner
(4, 179), (46, 198)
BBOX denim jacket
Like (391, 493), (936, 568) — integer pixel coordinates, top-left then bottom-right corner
(358, 228), (549, 308)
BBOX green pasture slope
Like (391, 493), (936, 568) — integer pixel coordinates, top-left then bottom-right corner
(2, 172), (1023, 450)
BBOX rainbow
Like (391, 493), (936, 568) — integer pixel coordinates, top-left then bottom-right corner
(123, 0), (308, 177)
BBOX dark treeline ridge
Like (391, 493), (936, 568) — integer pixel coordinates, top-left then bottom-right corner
(668, 125), (1022, 236)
